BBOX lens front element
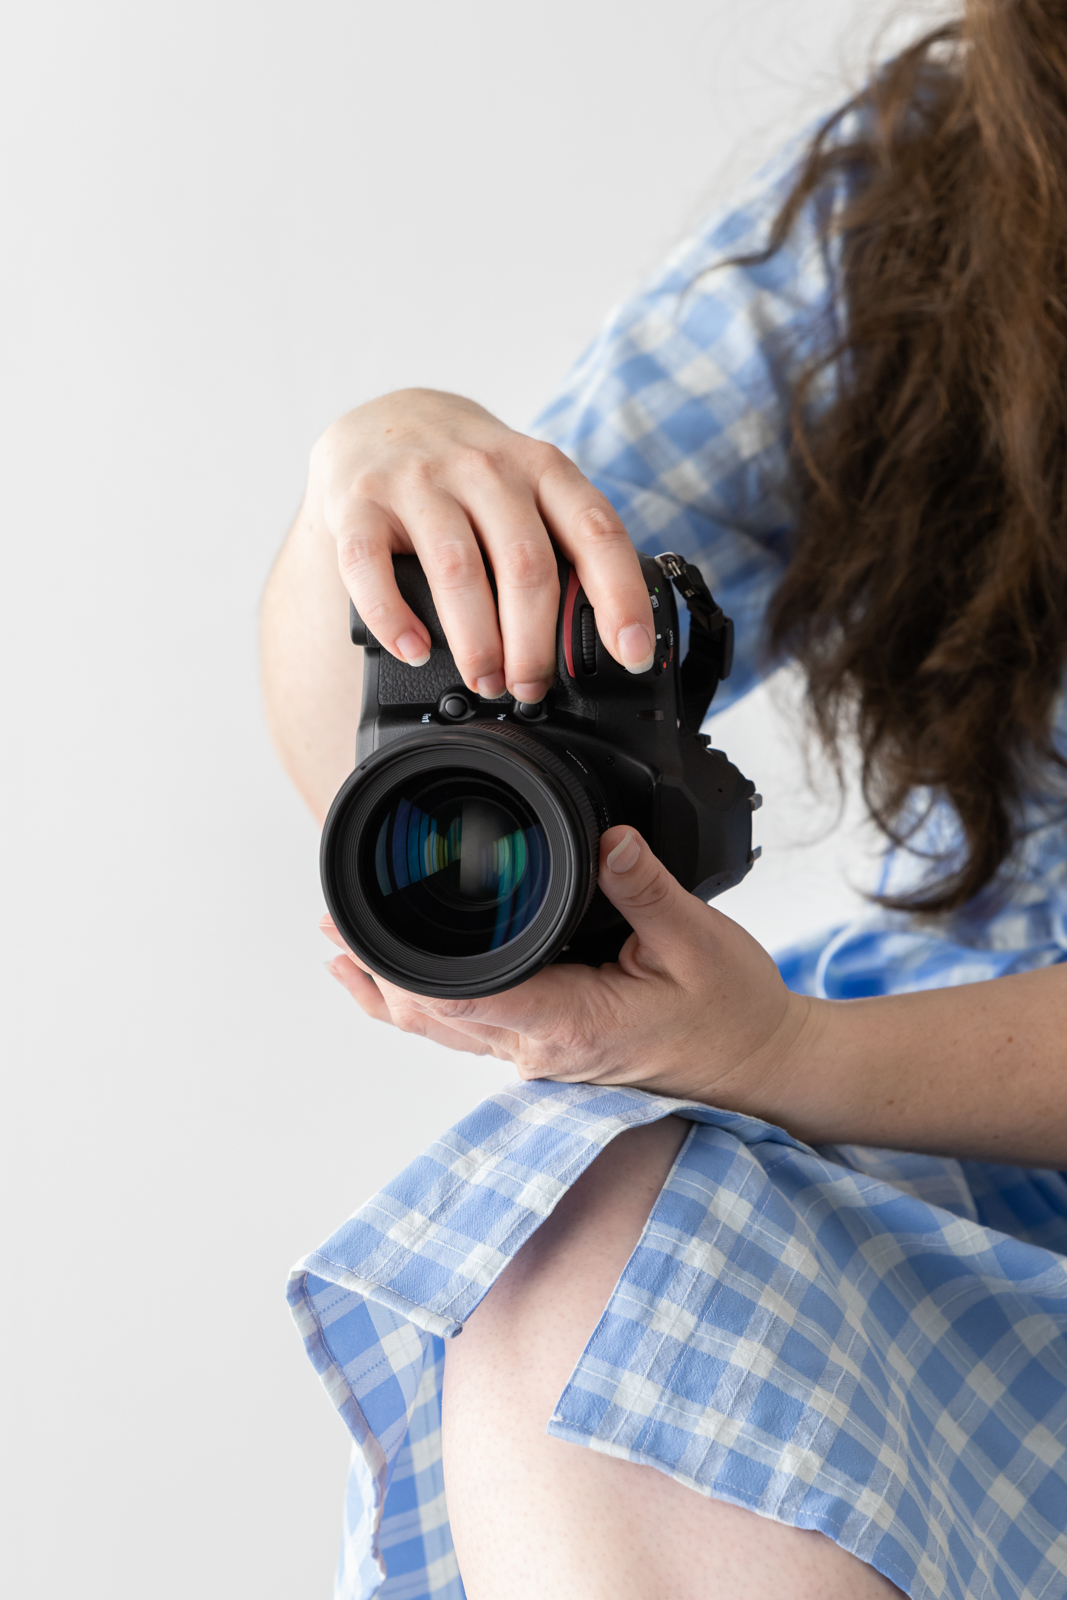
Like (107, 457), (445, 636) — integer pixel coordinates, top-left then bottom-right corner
(367, 773), (550, 956)
(320, 726), (601, 997)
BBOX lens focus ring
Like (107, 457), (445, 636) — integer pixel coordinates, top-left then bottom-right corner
(474, 722), (600, 851)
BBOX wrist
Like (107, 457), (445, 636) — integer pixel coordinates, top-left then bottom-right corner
(755, 994), (907, 1148)
(727, 992), (841, 1144)
(775, 995), (841, 1143)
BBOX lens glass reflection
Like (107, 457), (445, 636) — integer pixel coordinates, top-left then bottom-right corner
(364, 772), (550, 956)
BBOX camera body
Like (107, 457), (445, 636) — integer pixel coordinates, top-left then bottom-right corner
(320, 547), (759, 997)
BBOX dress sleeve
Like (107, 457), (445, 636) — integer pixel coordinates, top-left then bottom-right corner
(532, 130), (852, 715)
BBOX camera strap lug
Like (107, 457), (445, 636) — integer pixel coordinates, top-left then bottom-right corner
(654, 552), (734, 732)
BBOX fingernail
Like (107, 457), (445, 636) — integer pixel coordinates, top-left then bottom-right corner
(397, 630), (431, 667)
(476, 673), (507, 699)
(606, 830), (641, 874)
(510, 680), (547, 703)
(616, 623), (655, 674)
(325, 959), (344, 982)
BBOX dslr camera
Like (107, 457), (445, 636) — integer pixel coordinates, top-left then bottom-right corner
(320, 547), (760, 998)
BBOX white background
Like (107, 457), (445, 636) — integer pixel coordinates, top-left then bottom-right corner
(3, 3), (930, 1595)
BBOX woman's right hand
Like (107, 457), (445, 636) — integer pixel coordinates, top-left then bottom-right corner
(304, 388), (656, 705)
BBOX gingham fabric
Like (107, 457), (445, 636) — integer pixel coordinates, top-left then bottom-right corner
(290, 1082), (1067, 1600)
(289, 110), (1067, 1599)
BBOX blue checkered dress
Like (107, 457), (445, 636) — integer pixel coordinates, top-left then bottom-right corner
(289, 112), (1067, 1599)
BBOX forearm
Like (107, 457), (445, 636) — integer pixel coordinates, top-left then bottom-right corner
(260, 499), (363, 824)
(767, 963), (1067, 1166)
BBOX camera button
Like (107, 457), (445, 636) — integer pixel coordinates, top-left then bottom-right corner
(440, 693), (471, 720)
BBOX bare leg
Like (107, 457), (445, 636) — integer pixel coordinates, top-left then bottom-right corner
(442, 1117), (905, 1600)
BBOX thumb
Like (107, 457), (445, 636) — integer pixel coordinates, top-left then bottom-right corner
(597, 826), (706, 957)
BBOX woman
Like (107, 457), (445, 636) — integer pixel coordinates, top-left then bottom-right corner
(261, 6), (1067, 1597)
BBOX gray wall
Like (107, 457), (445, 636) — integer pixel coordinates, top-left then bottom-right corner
(3, 2), (917, 1594)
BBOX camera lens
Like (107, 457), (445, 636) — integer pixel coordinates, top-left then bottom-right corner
(366, 773), (550, 957)
(320, 726), (601, 997)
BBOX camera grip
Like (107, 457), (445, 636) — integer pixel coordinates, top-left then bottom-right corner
(350, 555), (483, 707)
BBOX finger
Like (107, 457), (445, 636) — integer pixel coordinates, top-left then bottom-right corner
(399, 998), (524, 1061)
(410, 968), (632, 1084)
(364, 971), (518, 1057)
(596, 826), (708, 974)
(331, 499), (433, 667)
(319, 912), (350, 953)
(409, 959), (611, 1050)
(326, 956), (493, 1052)
(397, 954), (667, 1083)
(320, 934), (502, 1048)
(534, 450), (655, 675)
(458, 476), (560, 702)
(319, 914), (376, 976)
(394, 485), (506, 697)
(326, 955), (393, 1020)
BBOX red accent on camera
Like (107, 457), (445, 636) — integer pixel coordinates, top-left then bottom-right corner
(562, 564), (581, 678)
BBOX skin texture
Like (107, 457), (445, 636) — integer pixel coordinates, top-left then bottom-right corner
(261, 388), (1066, 1594)
(442, 1117), (905, 1600)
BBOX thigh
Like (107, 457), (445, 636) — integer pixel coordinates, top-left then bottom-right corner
(442, 1117), (904, 1600)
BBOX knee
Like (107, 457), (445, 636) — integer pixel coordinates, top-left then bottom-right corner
(446, 1115), (691, 1407)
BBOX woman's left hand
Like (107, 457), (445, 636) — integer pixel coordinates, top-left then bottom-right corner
(322, 824), (815, 1116)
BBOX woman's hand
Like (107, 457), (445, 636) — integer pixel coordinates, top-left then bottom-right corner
(306, 389), (656, 704)
(322, 823), (815, 1117)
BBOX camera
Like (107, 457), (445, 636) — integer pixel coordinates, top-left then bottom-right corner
(320, 547), (760, 998)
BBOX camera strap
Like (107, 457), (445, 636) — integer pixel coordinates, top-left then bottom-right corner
(654, 552), (734, 733)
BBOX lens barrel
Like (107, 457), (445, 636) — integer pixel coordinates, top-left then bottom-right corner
(320, 725), (601, 997)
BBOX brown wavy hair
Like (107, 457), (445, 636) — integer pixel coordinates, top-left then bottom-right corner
(762, 1), (1067, 911)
